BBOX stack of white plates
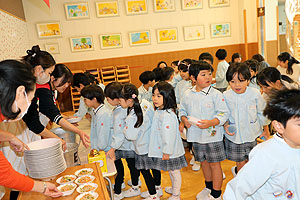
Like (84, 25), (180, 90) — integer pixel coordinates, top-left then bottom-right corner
(24, 138), (67, 179)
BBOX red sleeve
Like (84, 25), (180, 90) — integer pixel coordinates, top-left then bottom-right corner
(0, 151), (34, 192)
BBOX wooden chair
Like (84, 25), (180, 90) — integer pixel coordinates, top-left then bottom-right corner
(100, 66), (116, 85)
(115, 65), (131, 83)
(85, 68), (102, 84)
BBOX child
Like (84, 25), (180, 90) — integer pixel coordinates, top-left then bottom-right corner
(252, 53), (270, 73)
(157, 61), (167, 68)
(161, 67), (175, 87)
(230, 53), (242, 64)
(175, 61), (192, 104)
(104, 82), (140, 200)
(223, 63), (269, 176)
(119, 83), (160, 200)
(179, 61), (229, 200)
(199, 52), (214, 66)
(152, 67), (163, 82)
(80, 85), (112, 152)
(171, 60), (180, 75)
(171, 60), (183, 88)
(150, 81), (187, 200)
(215, 49), (229, 92)
(138, 71), (156, 102)
(244, 59), (260, 90)
(224, 89), (300, 200)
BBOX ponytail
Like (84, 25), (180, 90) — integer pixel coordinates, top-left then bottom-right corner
(132, 96), (143, 128)
(278, 52), (300, 75)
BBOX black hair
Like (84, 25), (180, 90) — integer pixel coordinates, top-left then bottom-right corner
(226, 62), (251, 82)
(264, 89), (300, 127)
(215, 49), (227, 60)
(104, 82), (122, 99)
(178, 59), (194, 72)
(161, 67), (175, 81)
(120, 83), (143, 128)
(22, 45), (56, 70)
(252, 54), (265, 62)
(277, 52), (300, 75)
(257, 67), (281, 87)
(51, 64), (73, 87)
(281, 75), (295, 84)
(157, 61), (167, 68)
(231, 53), (241, 63)
(84, 72), (99, 85)
(189, 60), (214, 80)
(171, 60), (180, 66)
(199, 52), (214, 64)
(0, 60), (36, 119)
(152, 81), (177, 113)
(244, 59), (259, 73)
(72, 73), (90, 88)
(80, 84), (104, 104)
(139, 71), (156, 84)
(152, 67), (163, 82)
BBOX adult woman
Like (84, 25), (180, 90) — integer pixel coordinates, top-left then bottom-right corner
(0, 60), (62, 198)
(277, 52), (300, 84)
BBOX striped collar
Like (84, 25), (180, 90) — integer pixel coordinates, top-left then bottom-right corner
(93, 104), (104, 115)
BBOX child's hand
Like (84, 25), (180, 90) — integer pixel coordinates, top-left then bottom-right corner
(162, 154), (170, 160)
(179, 121), (185, 132)
(259, 129), (270, 140)
(224, 124), (235, 136)
(197, 118), (219, 129)
(182, 117), (191, 128)
(106, 148), (116, 161)
(78, 131), (90, 148)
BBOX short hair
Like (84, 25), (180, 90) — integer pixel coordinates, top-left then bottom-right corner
(257, 67), (281, 87)
(199, 52), (214, 64)
(104, 82), (122, 99)
(51, 64), (73, 87)
(189, 60), (214, 80)
(152, 67), (163, 82)
(215, 49), (227, 60)
(226, 62), (251, 82)
(157, 61), (167, 68)
(139, 71), (156, 84)
(72, 73), (90, 88)
(84, 72), (99, 84)
(264, 89), (300, 127)
(231, 53), (241, 63)
(161, 67), (175, 81)
(252, 54), (265, 62)
(244, 59), (259, 73)
(171, 60), (180, 66)
(152, 81), (177, 112)
(81, 84), (104, 104)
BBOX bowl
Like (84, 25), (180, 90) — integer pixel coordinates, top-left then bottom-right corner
(75, 168), (94, 177)
(67, 117), (82, 124)
(76, 183), (98, 194)
(56, 175), (77, 185)
(75, 192), (98, 200)
(57, 183), (77, 196)
(75, 175), (95, 185)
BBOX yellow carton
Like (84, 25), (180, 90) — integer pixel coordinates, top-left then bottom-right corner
(88, 150), (108, 173)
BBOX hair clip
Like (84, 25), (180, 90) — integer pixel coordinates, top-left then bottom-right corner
(178, 61), (181, 65)
(132, 94), (137, 99)
(32, 53), (36, 57)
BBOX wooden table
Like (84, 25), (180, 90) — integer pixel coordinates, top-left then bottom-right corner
(18, 163), (110, 200)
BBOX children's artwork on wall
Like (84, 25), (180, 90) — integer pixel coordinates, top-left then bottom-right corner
(65, 2), (89, 20)
(36, 22), (62, 38)
(182, 0), (203, 10)
(45, 43), (60, 54)
(70, 36), (94, 52)
(157, 28), (178, 43)
(129, 31), (151, 46)
(100, 34), (122, 49)
(125, 0), (147, 15)
(210, 23), (230, 38)
(208, 0), (229, 8)
(96, 1), (119, 17)
(183, 25), (204, 41)
(154, 0), (175, 12)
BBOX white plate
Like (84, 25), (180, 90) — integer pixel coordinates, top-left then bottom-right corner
(187, 116), (202, 126)
(57, 183), (77, 196)
(25, 138), (61, 151)
(56, 175), (77, 185)
(75, 168), (94, 177)
(75, 175), (95, 185)
(75, 192), (98, 200)
(67, 117), (82, 123)
(76, 183), (98, 194)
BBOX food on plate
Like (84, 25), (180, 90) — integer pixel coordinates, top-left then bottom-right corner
(75, 168), (93, 176)
(76, 192), (99, 200)
(59, 184), (75, 192)
(75, 175), (95, 185)
(56, 175), (76, 184)
(77, 183), (98, 193)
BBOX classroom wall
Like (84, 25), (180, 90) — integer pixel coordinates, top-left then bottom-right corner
(0, 0), (25, 20)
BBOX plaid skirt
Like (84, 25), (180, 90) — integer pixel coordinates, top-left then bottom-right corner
(135, 153), (155, 170)
(115, 150), (135, 160)
(193, 141), (226, 163)
(151, 155), (187, 171)
(225, 137), (257, 162)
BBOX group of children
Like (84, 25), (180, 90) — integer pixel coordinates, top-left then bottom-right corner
(71, 48), (300, 200)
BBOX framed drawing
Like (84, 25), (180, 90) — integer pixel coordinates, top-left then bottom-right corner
(99, 33), (122, 49)
(36, 22), (62, 38)
(209, 0), (229, 8)
(70, 36), (94, 52)
(181, 0), (203, 10)
(64, 2), (90, 20)
(45, 44), (60, 54)
(95, 1), (119, 17)
(129, 31), (151, 46)
(210, 23), (231, 38)
(156, 28), (177, 43)
(183, 25), (204, 41)
(154, 0), (175, 12)
(125, 0), (147, 15)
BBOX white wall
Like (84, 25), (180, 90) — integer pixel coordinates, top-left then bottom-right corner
(278, 2), (286, 35)
(22, 0), (258, 63)
(265, 0), (278, 41)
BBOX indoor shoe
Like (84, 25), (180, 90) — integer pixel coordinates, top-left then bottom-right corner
(165, 186), (173, 194)
(114, 192), (124, 200)
(168, 195), (181, 200)
(123, 186), (141, 198)
(190, 156), (195, 165)
(127, 178), (142, 187)
(141, 186), (163, 198)
(223, 172), (226, 180)
(196, 188), (211, 200)
(112, 182), (125, 190)
(231, 166), (237, 177)
(192, 162), (201, 171)
(203, 193), (222, 200)
(144, 194), (160, 200)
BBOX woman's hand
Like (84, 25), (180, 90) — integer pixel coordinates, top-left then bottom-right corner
(9, 136), (29, 152)
(33, 181), (62, 198)
(78, 131), (90, 148)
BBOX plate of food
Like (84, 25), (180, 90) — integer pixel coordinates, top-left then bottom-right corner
(57, 183), (77, 196)
(75, 191), (99, 200)
(75, 168), (94, 177)
(56, 175), (77, 185)
(76, 183), (98, 194)
(75, 175), (95, 185)
(67, 117), (82, 124)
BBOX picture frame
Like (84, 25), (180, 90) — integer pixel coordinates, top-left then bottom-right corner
(69, 36), (94, 52)
(36, 22), (62, 39)
(99, 33), (122, 49)
(129, 31), (151, 46)
(64, 2), (90, 20)
(45, 43), (60, 54)
(154, 0), (175, 12)
(181, 0), (203, 10)
(208, 0), (230, 8)
(183, 25), (205, 41)
(125, 0), (148, 15)
(210, 23), (231, 38)
(156, 28), (178, 43)
(95, 1), (119, 17)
